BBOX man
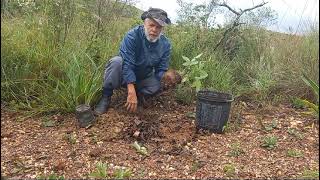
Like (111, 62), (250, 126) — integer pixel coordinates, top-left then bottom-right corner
(94, 7), (180, 115)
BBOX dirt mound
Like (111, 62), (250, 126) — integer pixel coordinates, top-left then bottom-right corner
(121, 111), (164, 142)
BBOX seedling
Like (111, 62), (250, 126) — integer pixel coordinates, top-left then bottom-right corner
(300, 169), (319, 179)
(113, 168), (132, 179)
(287, 149), (303, 157)
(228, 143), (245, 157)
(264, 119), (278, 131)
(261, 135), (278, 150)
(287, 128), (304, 139)
(89, 161), (109, 179)
(132, 141), (148, 156)
(223, 164), (236, 177)
(37, 172), (64, 180)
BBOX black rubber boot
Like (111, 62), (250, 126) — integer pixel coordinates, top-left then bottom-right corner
(94, 95), (111, 115)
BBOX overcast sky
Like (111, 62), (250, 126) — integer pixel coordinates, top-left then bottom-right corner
(135, 0), (319, 34)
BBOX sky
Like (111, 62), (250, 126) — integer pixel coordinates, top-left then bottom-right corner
(135, 0), (319, 34)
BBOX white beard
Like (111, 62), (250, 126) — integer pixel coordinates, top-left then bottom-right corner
(145, 30), (162, 43)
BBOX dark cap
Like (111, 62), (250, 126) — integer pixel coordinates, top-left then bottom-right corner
(141, 8), (171, 26)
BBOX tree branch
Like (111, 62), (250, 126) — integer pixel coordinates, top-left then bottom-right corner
(212, 1), (268, 51)
(240, 2), (268, 15)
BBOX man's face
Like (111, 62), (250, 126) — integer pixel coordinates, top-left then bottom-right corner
(144, 18), (163, 42)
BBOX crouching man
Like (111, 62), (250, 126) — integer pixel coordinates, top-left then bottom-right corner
(94, 8), (181, 114)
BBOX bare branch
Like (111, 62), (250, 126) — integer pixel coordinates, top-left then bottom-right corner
(214, 2), (240, 16)
(240, 2), (268, 15)
(213, 1), (268, 51)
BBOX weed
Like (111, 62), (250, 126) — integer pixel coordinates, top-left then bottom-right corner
(113, 168), (132, 179)
(37, 172), (64, 180)
(228, 143), (245, 157)
(63, 133), (77, 144)
(264, 119), (278, 131)
(89, 161), (132, 179)
(174, 84), (195, 105)
(89, 161), (109, 179)
(291, 97), (306, 109)
(287, 128), (304, 140)
(300, 169), (319, 179)
(132, 141), (148, 156)
(261, 135), (278, 150)
(287, 149), (304, 157)
(223, 164), (236, 177)
(298, 74), (319, 118)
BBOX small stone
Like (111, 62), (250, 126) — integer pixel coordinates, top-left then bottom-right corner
(133, 131), (140, 137)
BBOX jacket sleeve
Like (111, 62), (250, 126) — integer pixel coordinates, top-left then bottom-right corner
(155, 42), (171, 81)
(119, 31), (137, 84)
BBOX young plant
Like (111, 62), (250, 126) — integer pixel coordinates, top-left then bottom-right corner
(228, 143), (245, 157)
(287, 149), (304, 157)
(264, 119), (278, 131)
(89, 161), (109, 179)
(223, 164), (236, 177)
(37, 172), (64, 180)
(300, 169), (319, 179)
(181, 53), (208, 92)
(113, 168), (132, 179)
(132, 141), (148, 156)
(261, 135), (278, 150)
(287, 128), (304, 140)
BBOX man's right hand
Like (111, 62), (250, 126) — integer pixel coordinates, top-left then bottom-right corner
(125, 83), (138, 113)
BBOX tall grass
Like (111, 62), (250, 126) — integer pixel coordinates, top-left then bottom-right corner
(1, 1), (319, 113)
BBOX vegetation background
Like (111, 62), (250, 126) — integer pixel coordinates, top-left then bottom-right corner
(1, 0), (319, 115)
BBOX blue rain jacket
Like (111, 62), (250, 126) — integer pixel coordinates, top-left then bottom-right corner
(119, 25), (171, 84)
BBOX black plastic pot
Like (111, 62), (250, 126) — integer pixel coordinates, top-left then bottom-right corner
(195, 90), (233, 133)
(75, 104), (95, 128)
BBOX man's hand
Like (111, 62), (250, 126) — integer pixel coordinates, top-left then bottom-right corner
(125, 83), (138, 113)
(161, 69), (182, 89)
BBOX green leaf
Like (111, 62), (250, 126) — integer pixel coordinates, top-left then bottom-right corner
(194, 53), (203, 59)
(182, 56), (190, 62)
(301, 99), (319, 114)
(192, 80), (202, 92)
(302, 74), (319, 98)
(189, 61), (199, 66)
(195, 71), (208, 80)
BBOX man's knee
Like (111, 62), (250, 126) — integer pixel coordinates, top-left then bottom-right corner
(103, 56), (123, 89)
(107, 56), (122, 70)
(140, 82), (161, 95)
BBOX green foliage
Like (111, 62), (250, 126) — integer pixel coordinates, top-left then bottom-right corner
(287, 149), (304, 158)
(1, 0), (319, 113)
(89, 161), (132, 179)
(298, 74), (319, 117)
(261, 135), (278, 150)
(227, 143), (245, 157)
(223, 164), (236, 177)
(37, 172), (64, 180)
(89, 161), (109, 179)
(264, 119), (278, 131)
(291, 97), (306, 109)
(174, 84), (196, 105)
(287, 128), (304, 140)
(113, 168), (132, 179)
(132, 141), (148, 156)
(300, 169), (319, 179)
(181, 53), (208, 92)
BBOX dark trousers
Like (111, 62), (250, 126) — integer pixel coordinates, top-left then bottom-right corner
(102, 56), (161, 97)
